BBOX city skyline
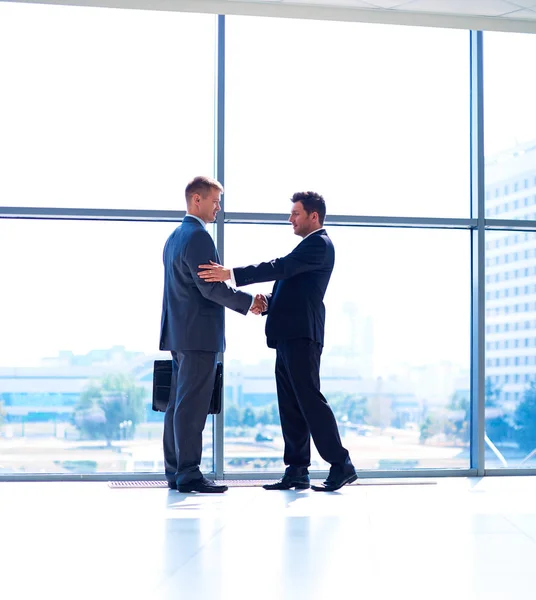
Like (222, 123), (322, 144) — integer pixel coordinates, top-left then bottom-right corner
(1, 6), (531, 385)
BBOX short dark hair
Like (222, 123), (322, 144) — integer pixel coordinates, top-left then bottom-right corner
(291, 191), (326, 226)
(185, 176), (223, 203)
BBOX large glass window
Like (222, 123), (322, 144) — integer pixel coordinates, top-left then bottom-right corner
(484, 33), (536, 221)
(0, 220), (213, 474)
(485, 230), (536, 468)
(0, 3), (215, 210)
(484, 32), (536, 468)
(225, 17), (469, 217)
(3, 10), (524, 478)
(223, 224), (470, 472)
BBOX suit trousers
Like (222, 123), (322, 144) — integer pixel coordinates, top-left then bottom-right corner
(163, 350), (217, 485)
(275, 338), (350, 470)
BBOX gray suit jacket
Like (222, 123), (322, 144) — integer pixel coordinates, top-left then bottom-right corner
(159, 216), (252, 352)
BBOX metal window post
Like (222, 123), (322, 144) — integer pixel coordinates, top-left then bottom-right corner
(213, 14), (226, 480)
(470, 30), (485, 475)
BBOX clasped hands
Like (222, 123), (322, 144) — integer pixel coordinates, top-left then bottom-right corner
(198, 260), (267, 315)
(250, 293), (268, 315)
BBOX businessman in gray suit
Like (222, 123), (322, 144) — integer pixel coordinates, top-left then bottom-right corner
(160, 176), (265, 493)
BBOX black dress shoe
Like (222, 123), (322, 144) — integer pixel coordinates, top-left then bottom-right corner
(311, 467), (358, 492)
(177, 477), (228, 493)
(168, 481), (178, 490)
(263, 474), (310, 490)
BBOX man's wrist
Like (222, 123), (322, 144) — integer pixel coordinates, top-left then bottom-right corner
(229, 268), (236, 286)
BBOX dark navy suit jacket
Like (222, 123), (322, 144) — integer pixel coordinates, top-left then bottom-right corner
(233, 229), (334, 349)
(159, 216), (252, 353)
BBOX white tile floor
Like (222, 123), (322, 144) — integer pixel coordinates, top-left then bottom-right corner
(1, 477), (535, 600)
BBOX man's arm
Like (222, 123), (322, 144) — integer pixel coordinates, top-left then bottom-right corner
(198, 234), (327, 286)
(185, 230), (254, 315)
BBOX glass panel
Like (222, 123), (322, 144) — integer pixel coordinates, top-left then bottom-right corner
(0, 219), (213, 474)
(225, 17), (469, 217)
(484, 32), (536, 221)
(0, 3), (215, 210)
(485, 230), (536, 468)
(223, 224), (470, 472)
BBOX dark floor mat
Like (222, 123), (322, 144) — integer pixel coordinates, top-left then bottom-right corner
(108, 478), (436, 489)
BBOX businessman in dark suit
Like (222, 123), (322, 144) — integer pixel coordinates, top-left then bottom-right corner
(160, 176), (265, 493)
(198, 191), (357, 492)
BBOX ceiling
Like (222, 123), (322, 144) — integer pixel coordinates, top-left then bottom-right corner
(215, 0), (536, 29)
(11, 0), (536, 31)
(229, 0), (536, 19)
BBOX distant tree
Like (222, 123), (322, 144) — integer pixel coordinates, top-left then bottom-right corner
(514, 383), (536, 453)
(419, 416), (434, 444)
(269, 403), (281, 426)
(447, 379), (512, 444)
(257, 409), (271, 426)
(487, 416), (512, 444)
(224, 404), (241, 428)
(485, 378), (501, 408)
(74, 373), (146, 445)
(242, 406), (256, 428)
(329, 394), (368, 425)
(448, 391), (470, 443)
(484, 378), (512, 443)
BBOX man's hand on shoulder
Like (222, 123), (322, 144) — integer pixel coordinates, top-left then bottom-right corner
(198, 260), (231, 282)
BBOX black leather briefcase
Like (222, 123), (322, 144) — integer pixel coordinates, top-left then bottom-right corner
(210, 361), (223, 415)
(152, 360), (223, 415)
(152, 360), (173, 413)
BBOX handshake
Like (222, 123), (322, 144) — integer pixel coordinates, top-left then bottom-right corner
(251, 293), (267, 315)
(198, 260), (267, 316)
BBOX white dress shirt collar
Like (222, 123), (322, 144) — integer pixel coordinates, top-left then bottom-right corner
(185, 213), (206, 228)
(303, 227), (325, 240)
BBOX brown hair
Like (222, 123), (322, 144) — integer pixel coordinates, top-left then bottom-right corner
(185, 176), (223, 204)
